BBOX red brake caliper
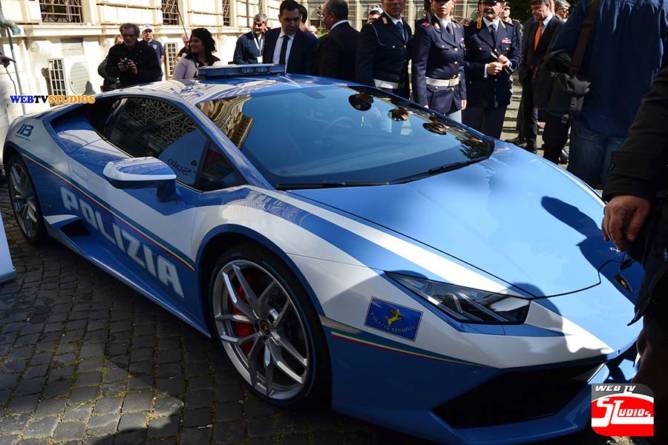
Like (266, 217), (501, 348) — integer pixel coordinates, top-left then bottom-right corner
(231, 270), (257, 355)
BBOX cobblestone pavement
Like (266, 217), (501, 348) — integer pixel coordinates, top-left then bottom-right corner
(0, 137), (635, 445)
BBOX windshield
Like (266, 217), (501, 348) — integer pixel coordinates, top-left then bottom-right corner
(197, 86), (493, 188)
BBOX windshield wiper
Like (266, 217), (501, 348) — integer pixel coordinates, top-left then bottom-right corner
(276, 181), (388, 190)
(392, 158), (486, 184)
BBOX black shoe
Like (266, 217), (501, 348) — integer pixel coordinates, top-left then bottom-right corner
(524, 143), (536, 153)
(559, 149), (569, 164)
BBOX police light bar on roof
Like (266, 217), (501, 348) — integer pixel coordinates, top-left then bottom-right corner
(198, 64), (286, 79)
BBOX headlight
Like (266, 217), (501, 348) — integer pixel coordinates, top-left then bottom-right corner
(388, 273), (530, 324)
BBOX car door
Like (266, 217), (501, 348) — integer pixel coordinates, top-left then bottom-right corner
(94, 96), (213, 314)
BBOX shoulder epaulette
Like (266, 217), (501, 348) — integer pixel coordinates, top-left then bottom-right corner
(476, 16), (482, 29)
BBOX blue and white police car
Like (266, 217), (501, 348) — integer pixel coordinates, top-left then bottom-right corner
(2, 65), (643, 444)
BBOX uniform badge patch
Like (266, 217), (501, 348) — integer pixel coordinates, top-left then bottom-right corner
(365, 298), (422, 340)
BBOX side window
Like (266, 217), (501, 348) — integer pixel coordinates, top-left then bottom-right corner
(104, 97), (209, 187)
(197, 148), (244, 191)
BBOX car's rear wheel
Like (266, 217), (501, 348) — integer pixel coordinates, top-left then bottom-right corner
(6, 154), (46, 244)
(208, 243), (329, 406)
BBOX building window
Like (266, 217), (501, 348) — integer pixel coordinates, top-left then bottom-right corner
(165, 43), (178, 78)
(47, 59), (67, 96)
(222, 0), (231, 26)
(162, 0), (180, 25)
(40, 0), (83, 23)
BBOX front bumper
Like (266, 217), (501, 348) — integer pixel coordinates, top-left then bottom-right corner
(326, 325), (637, 445)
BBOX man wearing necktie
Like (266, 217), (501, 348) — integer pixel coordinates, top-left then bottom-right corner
(518, 0), (563, 153)
(233, 13), (268, 64)
(262, 0), (317, 74)
(412, 0), (467, 122)
(356, 0), (413, 98)
(462, 0), (520, 139)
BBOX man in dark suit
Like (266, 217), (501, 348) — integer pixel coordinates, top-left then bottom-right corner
(518, 0), (563, 152)
(315, 0), (359, 81)
(356, 0), (413, 98)
(602, 64), (668, 445)
(462, 0), (520, 138)
(233, 13), (268, 64)
(263, 0), (318, 74)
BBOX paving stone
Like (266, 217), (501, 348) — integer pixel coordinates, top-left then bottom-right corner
(68, 386), (99, 404)
(87, 413), (120, 432)
(147, 415), (180, 438)
(0, 373), (20, 390)
(213, 421), (246, 444)
(114, 430), (147, 445)
(7, 393), (39, 413)
(52, 422), (86, 442)
(62, 404), (93, 423)
(23, 416), (59, 438)
(94, 396), (123, 415)
(15, 439), (49, 445)
(153, 395), (184, 417)
(42, 379), (72, 399)
(33, 398), (67, 417)
(15, 377), (46, 396)
(182, 426), (213, 444)
(0, 414), (30, 435)
(122, 391), (154, 413)
(184, 389), (214, 409)
(0, 436), (19, 445)
(127, 376), (152, 391)
(214, 401), (244, 423)
(74, 370), (102, 387)
(215, 384), (244, 403)
(183, 407), (211, 427)
(118, 412), (147, 431)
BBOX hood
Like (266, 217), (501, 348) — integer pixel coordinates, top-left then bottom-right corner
(291, 146), (623, 297)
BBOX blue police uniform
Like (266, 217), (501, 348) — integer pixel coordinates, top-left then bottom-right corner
(412, 15), (466, 121)
(356, 12), (413, 98)
(462, 18), (520, 138)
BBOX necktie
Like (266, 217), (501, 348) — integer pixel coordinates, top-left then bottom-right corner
(279, 35), (289, 65)
(489, 24), (497, 46)
(395, 21), (405, 42)
(533, 22), (543, 49)
(446, 22), (454, 36)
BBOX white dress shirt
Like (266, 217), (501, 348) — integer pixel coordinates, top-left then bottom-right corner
(482, 18), (505, 78)
(272, 31), (296, 66)
(330, 20), (349, 31)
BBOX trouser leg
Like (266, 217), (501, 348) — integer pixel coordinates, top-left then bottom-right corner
(542, 114), (570, 163)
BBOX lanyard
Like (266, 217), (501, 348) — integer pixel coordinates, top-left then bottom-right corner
(253, 35), (263, 53)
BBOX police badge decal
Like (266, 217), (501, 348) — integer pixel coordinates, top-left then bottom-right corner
(591, 383), (654, 437)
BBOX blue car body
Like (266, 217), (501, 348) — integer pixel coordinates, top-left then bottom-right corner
(2, 71), (642, 444)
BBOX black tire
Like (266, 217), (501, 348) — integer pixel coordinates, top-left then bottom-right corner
(6, 154), (46, 244)
(207, 241), (330, 408)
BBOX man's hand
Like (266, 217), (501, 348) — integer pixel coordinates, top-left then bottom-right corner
(0, 56), (15, 68)
(602, 195), (652, 252)
(117, 60), (129, 72)
(126, 60), (138, 75)
(461, 99), (467, 110)
(497, 54), (511, 67)
(486, 62), (503, 76)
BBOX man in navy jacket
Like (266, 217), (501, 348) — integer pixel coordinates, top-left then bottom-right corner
(550, 0), (668, 188)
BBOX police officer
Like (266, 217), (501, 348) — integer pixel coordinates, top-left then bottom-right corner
(412, 0), (466, 122)
(462, 0), (520, 138)
(356, 0), (413, 98)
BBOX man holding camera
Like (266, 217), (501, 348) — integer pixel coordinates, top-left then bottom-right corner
(105, 23), (162, 88)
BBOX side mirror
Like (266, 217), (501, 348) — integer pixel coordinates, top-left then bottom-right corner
(103, 157), (177, 201)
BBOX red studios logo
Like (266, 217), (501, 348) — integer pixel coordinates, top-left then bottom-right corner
(591, 384), (654, 437)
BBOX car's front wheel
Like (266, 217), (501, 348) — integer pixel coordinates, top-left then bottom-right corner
(6, 154), (46, 244)
(208, 243), (330, 406)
